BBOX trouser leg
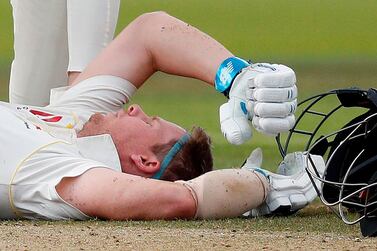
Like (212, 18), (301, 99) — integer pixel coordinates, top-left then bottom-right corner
(67, 0), (120, 72)
(9, 0), (68, 106)
(9, 0), (120, 105)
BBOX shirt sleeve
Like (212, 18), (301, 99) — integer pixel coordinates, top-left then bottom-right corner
(47, 75), (137, 122)
(12, 142), (122, 220)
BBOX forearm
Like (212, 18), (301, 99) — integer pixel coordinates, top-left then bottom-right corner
(72, 11), (233, 88)
(178, 169), (269, 219)
(131, 12), (234, 86)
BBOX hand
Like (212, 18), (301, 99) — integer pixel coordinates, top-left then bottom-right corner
(242, 148), (326, 217)
(219, 63), (297, 145)
(242, 148), (305, 176)
(247, 63), (297, 135)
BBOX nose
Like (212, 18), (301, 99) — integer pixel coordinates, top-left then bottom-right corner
(127, 104), (149, 120)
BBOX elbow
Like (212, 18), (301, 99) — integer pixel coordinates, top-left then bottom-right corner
(135, 11), (170, 23)
(129, 11), (172, 34)
(164, 193), (197, 220)
(136, 184), (197, 220)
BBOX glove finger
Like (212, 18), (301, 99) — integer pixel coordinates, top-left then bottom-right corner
(252, 115), (295, 135)
(219, 101), (252, 145)
(243, 147), (263, 170)
(252, 100), (297, 117)
(277, 152), (305, 176)
(253, 65), (296, 88)
(252, 86), (297, 102)
(248, 63), (275, 74)
(271, 64), (296, 74)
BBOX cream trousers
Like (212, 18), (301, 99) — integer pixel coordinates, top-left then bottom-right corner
(9, 0), (120, 106)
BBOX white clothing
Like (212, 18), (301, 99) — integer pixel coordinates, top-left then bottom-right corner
(9, 0), (120, 106)
(67, 0), (120, 71)
(0, 75), (136, 220)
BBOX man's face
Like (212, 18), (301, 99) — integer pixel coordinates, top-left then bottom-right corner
(79, 104), (185, 174)
(106, 104), (185, 149)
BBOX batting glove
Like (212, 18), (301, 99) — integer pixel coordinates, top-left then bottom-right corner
(217, 60), (297, 145)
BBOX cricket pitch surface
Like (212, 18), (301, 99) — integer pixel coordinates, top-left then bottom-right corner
(1, 219), (376, 250)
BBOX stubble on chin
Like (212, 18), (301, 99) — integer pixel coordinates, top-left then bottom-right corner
(77, 113), (106, 138)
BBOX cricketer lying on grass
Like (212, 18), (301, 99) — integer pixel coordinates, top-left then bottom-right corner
(2, 9), (314, 221)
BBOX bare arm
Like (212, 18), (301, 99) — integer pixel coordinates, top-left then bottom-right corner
(56, 168), (196, 220)
(72, 11), (233, 88)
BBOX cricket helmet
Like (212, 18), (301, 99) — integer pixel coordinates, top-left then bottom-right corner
(276, 87), (377, 237)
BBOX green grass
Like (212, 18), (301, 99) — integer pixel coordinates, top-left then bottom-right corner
(1, 0), (377, 96)
(1, 0), (377, 64)
(115, 0), (377, 62)
(1, 0), (365, 61)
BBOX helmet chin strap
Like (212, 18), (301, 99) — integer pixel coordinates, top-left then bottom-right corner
(152, 133), (191, 180)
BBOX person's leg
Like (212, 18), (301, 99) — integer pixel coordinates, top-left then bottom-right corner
(9, 0), (68, 106)
(10, 0), (121, 105)
(72, 11), (234, 88)
(67, 0), (120, 84)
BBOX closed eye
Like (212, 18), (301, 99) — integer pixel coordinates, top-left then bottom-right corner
(149, 116), (159, 126)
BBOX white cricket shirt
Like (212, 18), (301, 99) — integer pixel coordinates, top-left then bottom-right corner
(0, 75), (136, 220)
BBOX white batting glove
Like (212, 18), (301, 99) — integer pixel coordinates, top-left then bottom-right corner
(242, 149), (325, 217)
(248, 63), (297, 135)
(219, 63), (297, 144)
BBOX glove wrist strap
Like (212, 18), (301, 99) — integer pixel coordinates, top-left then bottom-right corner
(214, 57), (250, 97)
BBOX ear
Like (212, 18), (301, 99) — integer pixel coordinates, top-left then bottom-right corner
(130, 154), (160, 174)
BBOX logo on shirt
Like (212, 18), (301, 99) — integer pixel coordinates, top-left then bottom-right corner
(29, 109), (62, 123)
(15, 106), (75, 130)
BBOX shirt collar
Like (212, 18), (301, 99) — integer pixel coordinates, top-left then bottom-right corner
(76, 134), (122, 172)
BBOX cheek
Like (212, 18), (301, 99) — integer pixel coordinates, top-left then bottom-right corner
(115, 121), (148, 141)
